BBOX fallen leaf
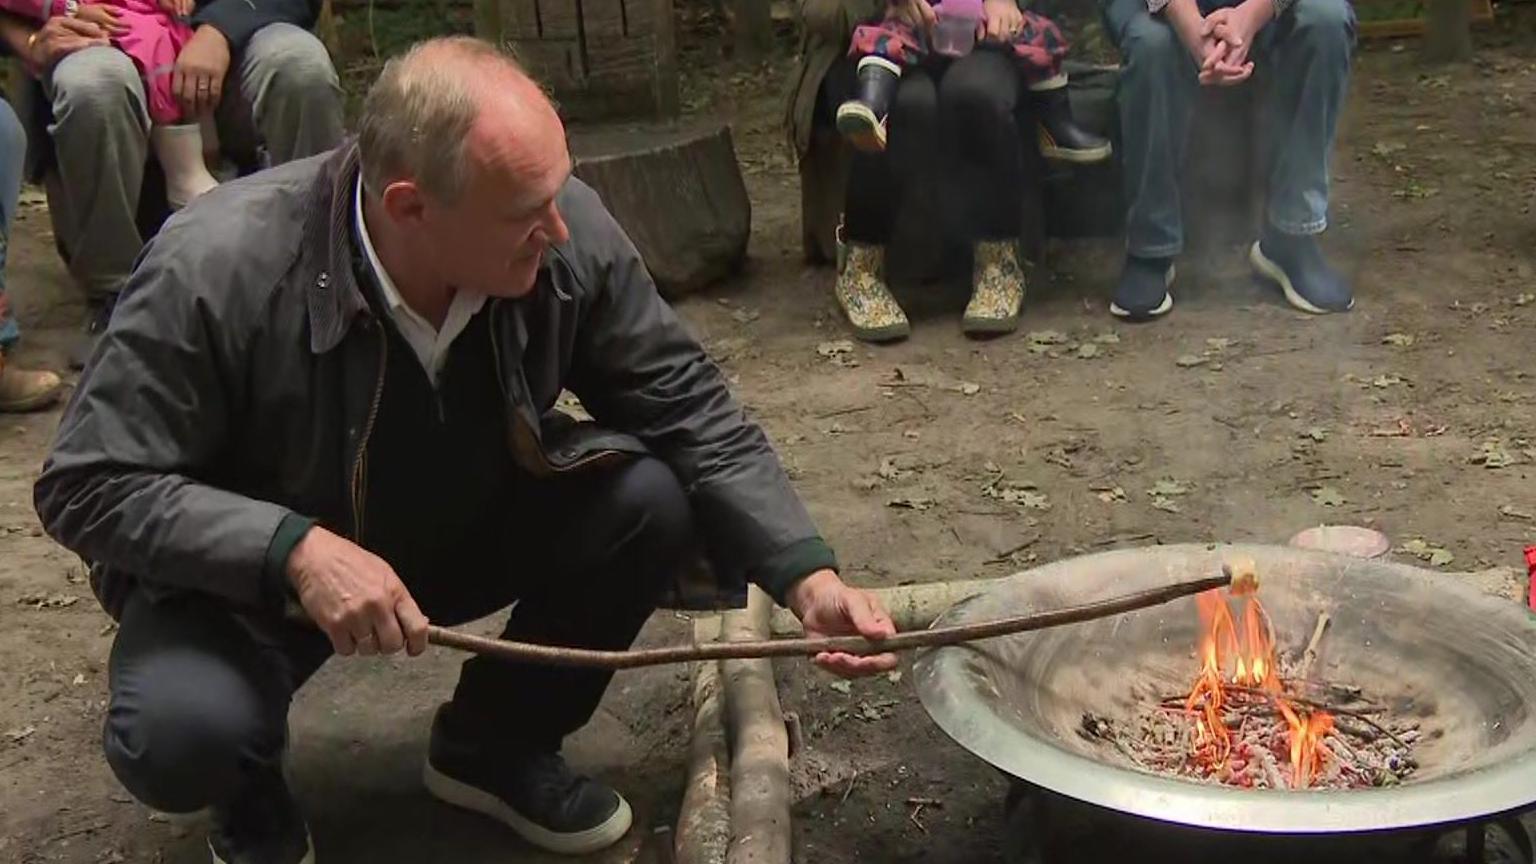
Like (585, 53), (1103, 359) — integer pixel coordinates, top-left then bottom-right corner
(71, 673), (86, 686)
(1382, 333), (1416, 347)
(1094, 332), (1122, 344)
(16, 593), (80, 610)
(730, 308), (760, 325)
(816, 340), (855, 358)
(1371, 141), (1407, 158)
(1429, 548), (1455, 567)
(1301, 426), (1329, 442)
(1514, 293), (1534, 307)
(1205, 338), (1231, 352)
(1096, 486), (1127, 504)
(827, 679), (852, 695)
(1027, 330), (1069, 346)
(1469, 440), (1515, 469)
(902, 429), (920, 439)
(1075, 343), (1101, 359)
(1175, 354), (1208, 369)
(1149, 479), (1191, 497)
(1310, 486), (1346, 507)
(956, 382), (981, 396)
(886, 670), (903, 685)
(877, 457), (912, 481)
(887, 496), (934, 511)
(4, 725), (36, 743)
(1498, 504), (1534, 521)
(17, 186), (46, 208)
(1150, 496), (1182, 513)
(1372, 374), (1404, 388)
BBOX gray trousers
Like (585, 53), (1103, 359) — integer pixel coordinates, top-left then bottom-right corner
(1102, 0), (1354, 258)
(41, 23), (345, 301)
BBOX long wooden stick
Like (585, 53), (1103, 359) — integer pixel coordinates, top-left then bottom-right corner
(426, 573), (1232, 670)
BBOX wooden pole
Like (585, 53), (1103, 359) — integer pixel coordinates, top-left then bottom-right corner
(1423, 0), (1473, 63)
(728, 0), (774, 61)
(425, 574), (1233, 669)
(722, 587), (791, 864)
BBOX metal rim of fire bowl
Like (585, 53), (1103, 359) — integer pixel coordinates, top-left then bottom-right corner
(914, 543), (1536, 835)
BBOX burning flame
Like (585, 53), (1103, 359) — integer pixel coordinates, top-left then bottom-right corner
(1182, 571), (1333, 789)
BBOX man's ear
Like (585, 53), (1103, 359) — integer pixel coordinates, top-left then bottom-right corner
(379, 179), (428, 228)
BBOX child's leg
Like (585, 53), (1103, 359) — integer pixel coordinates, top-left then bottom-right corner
(119, 11), (219, 206)
(1006, 11), (1113, 164)
(837, 20), (924, 153)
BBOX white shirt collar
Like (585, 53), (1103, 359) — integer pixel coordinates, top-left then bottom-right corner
(354, 178), (486, 387)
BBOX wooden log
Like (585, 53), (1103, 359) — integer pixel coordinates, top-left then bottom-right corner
(722, 586), (791, 864)
(767, 576), (1007, 636)
(1422, 0), (1473, 63)
(675, 618), (732, 864)
(571, 121), (750, 299)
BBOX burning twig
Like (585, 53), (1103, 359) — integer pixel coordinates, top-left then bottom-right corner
(1224, 684), (1410, 751)
(1296, 612), (1331, 682)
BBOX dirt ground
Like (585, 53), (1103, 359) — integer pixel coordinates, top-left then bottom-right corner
(3, 11), (1536, 864)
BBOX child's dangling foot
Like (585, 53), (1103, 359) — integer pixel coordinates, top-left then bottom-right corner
(152, 121), (219, 209)
(836, 56), (903, 154)
(1030, 74), (1112, 165)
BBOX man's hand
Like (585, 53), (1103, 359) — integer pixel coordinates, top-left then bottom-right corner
(286, 526), (430, 658)
(72, 4), (128, 37)
(980, 0), (1023, 41)
(786, 569), (898, 678)
(172, 25), (230, 117)
(889, 0), (937, 32)
(25, 16), (111, 70)
(1199, 0), (1270, 85)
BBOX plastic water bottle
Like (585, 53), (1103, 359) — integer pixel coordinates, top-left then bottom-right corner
(932, 0), (985, 58)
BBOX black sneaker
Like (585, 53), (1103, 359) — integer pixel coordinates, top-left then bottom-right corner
(208, 772), (315, 864)
(69, 293), (119, 371)
(423, 708), (632, 855)
(1109, 255), (1175, 321)
(1250, 228), (1354, 314)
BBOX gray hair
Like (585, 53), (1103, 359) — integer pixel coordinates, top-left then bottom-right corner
(357, 36), (527, 203)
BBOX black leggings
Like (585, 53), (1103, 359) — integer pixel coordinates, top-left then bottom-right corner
(832, 48), (1026, 245)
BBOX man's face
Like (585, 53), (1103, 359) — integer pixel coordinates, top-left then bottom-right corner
(417, 90), (573, 300)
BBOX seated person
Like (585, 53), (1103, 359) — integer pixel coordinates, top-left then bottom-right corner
(0, 95), (63, 413)
(1102, 0), (1355, 320)
(0, 0), (345, 366)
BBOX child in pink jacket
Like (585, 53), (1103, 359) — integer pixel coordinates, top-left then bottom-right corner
(16, 0), (218, 208)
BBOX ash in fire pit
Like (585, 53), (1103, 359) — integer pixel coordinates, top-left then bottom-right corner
(1078, 557), (1422, 791)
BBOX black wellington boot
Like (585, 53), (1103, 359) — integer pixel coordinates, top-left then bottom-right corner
(836, 55), (903, 153)
(1032, 78), (1112, 165)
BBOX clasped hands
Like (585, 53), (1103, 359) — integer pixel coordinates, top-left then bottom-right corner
(1183, 0), (1274, 87)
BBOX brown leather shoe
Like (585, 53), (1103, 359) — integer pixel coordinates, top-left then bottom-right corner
(0, 353), (64, 413)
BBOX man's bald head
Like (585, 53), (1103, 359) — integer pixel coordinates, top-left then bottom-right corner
(357, 36), (559, 203)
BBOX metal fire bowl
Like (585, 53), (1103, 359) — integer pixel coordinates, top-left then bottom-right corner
(915, 543), (1536, 834)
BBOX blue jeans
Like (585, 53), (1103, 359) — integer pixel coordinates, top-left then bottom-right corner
(1102, 0), (1355, 258)
(0, 98), (23, 352)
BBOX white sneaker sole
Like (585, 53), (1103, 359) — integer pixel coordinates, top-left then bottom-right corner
(1108, 264), (1176, 319)
(1249, 241), (1354, 314)
(423, 762), (633, 856)
(210, 835), (314, 864)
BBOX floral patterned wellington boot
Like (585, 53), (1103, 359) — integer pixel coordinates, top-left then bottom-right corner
(962, 239), (1026, 336)
(835, 242), (910, 343)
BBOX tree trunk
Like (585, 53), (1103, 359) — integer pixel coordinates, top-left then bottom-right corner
(730, 0), (774, 60)
(571, 121), (751, 299)
(1423, 0), (1473, 64)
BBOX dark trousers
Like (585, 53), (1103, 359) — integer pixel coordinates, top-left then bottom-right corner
(833, 48), (1027, 245)
(102, 456), (693, 814)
